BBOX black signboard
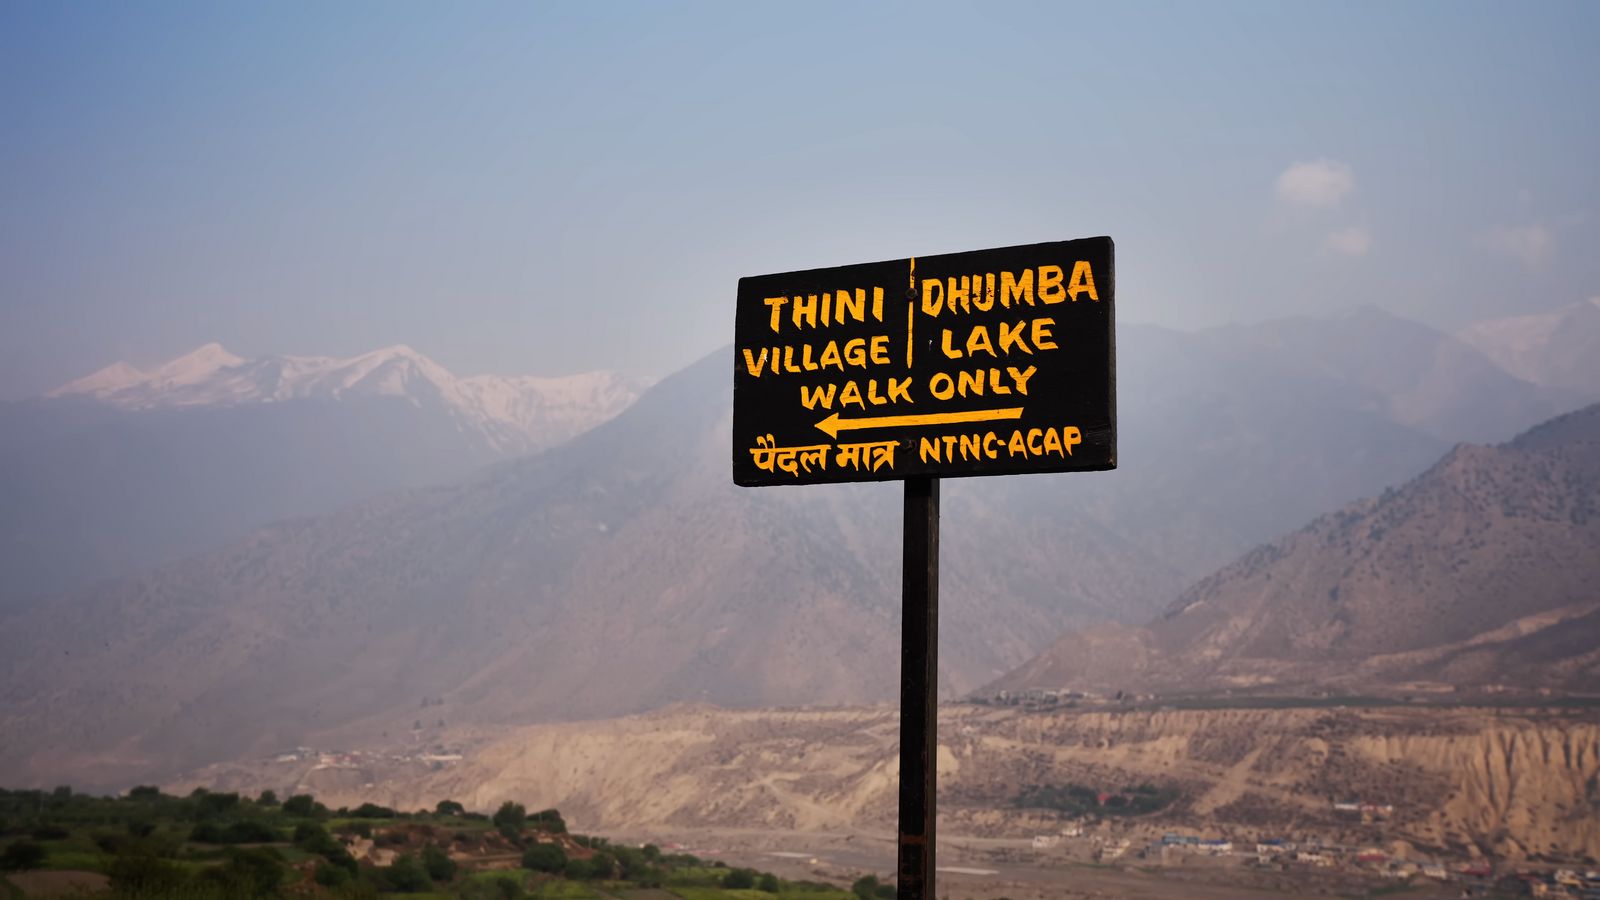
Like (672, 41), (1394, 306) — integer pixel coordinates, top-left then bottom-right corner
(733, 237), (1115, 486)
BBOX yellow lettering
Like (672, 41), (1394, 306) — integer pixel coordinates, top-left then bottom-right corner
(819, 341), (842, 370)
(800, 343), (817, 371)
(929, 372), (955, 400)
(1008, 430), (1027, 455)
(965, 325), (996, 358)
(919, 436), (941, 463)
(989, 368), (1010, 395)
(998, 320), (1032, 355)
(839, 380), (865, 409)
(983, 432), (1001, 459)
(764, 297), (788, 332)
(1068, 261), (1098, 301)
(741, 347), (767, 377)
(921, 279), (944, 317)
(1001, 270), (1034, 307)
(974, 273), (995, 311)
(1064, 425), (1082, 456)
(869, 335), (890, 366)
(792, 294), (819, 329)
(1038, 265), (1066, 304)
(837, 288), (864, 323)
(799, 383), (836, 410)
(948, 276), (970, 313)
(1008, 365), (1037, 395)
(844, 338), (868, 367)
(957, 369), (983, 397)
(871, 286), (884, 322)
(1027, 428), (1044, 455)
(887, 377), (912, 403)
(1042, 427), (1063, 456)
(959, 433), (980, 459)
(1032, 317), (1058, 351)
(940, 329), (963, 359)
(867, 379), (887, 406)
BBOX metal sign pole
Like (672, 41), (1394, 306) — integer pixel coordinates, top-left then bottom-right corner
(897, 475), (939, 900)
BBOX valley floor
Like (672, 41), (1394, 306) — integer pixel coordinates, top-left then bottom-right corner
(165, 701), (1600, 895)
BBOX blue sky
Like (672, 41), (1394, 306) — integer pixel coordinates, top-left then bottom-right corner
(2, 1), (1597, 397)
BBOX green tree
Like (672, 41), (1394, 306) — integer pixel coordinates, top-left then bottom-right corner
(383, 852), (433, 893)
(256, 789), (278, 806)
(563, 857), (594, 880)
(521, 841), (567, 873)
(0, 840), (46, 871)
(588, 850), (617, 880)
(725, 868), (756, 889)
(435, 799), (466, 817)
(294, 822), (339, 855)
(421, 842), (457, 882)
(214, 847), (285, 897)
(491, 801), (526, 830)
(759, 872), (781, 892)
(530, 808), (566, 833)
(282, 793), (317, 817)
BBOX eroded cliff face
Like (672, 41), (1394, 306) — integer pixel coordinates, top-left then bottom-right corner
(173, 705), (1600, 862)
(1346, 723), (1600, 860)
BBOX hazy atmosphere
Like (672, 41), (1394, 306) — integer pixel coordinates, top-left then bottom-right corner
(3, 2), (1598, 397)
(2, 4), (1599, 900)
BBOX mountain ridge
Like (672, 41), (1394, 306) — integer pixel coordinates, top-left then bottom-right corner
(5, 310), (1596, 789)
(987, 403), (1600, 698)
(47, 342), (651, 456)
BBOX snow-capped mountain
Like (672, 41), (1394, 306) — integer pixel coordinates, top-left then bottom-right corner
(48, 343), (651, 455)
(0, 344), (651, 605)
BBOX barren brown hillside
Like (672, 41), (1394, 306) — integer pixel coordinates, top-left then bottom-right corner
(174, 704), (1600, 863)
(991, 403), (1600, 697)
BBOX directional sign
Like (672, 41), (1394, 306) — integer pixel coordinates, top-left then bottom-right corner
(733, 237), (1115, 486)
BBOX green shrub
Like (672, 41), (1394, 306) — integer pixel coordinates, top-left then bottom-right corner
(107, 855), (190, 894)
(0, 840), (46, 871)
(315, 859), (352, 887)
(282, 794), (317, 817)
(492, 802), (526, 830)
(522, 841), (567, 873)
(381, 851), (433, 893)
(422, 842), (457, 882)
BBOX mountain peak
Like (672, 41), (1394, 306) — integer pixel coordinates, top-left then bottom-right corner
(43, 342), (649, 456)
(153, 343), (245, 380)
(44, 360), (147, 399)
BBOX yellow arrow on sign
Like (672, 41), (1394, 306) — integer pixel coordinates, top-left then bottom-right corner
(815, 407), (1024, 439)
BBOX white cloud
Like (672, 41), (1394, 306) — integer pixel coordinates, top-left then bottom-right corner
(1275, 160), (1355, 209)
(1321, 226), (1372, 257)
(1481, 223), (1554, 269)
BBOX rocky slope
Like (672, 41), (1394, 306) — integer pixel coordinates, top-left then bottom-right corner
(173, 703), (1600, 863)
(990, 403), (1600, 697)
(3, 313), (1589, 790)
